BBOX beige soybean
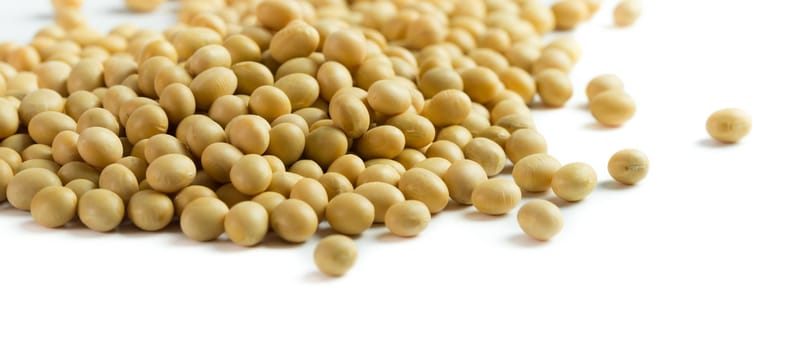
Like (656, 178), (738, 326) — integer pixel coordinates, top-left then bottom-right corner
(189, 67), (238, 110)
(249, 85), (291, 122)
(7, 73), (39, 98)
(224, 34), (262, 64)
(65, 178), (96, 199)
(65, 91), (102, 120)
(22, 144), (53, 161)
(99, 163), (139, 203)
(471, 178), (522, 215)
(586, 74), (624, 100)
(608, 149), (649, 185)
(77, 108), (120, 135)
(126, 0), (164, 12)
(0, 147), (22, 172)
(180, 115), (227, 157)
(0, 100), (20, 139)
(266, 123), (305, 166)
(154, 65), (191, 97)
(513, 153), (562, 193)
(255, 0), (302, 30)
(394, 148), (426, 170)
(425, 140), (464, 163)
(356, 164), (401, 187)
(267, 171), (303, 197)
(413, 157), (452, 178)
(159, 83), (196, 125)
(436, 125), (473, 148)
(418, 67), (463, 99)
(325, 192), (375, 235)
(552, 162), (597, 202)
(125, 104), (169, 144)
(144, 134), (189, 163)
(200, 142), (244, 184)
(232, 62), (274, 95)
(463, 137), (506, 177)
(172, 27), (222, 62)
(225, 201), (269, 247)
(28, 111), (76, 146)
(706, 108), (752, 143)
(187, 44), (231, 76)
(289, 159), (324, 179)
(355, 126), (406, 160)
(180, 197), (229, 242)
(460, 67), (502, 104)
(208, 95), (248, 127)
(271, 113), (309, 136)
(314, 234), (358, 276)
(421, 89), (472, 127)
(229, 154), (273, 196)
(290, 177), (329, 219)
(116, 156), (147, 183)
(269, 20), (319, 63)
(323, 29), (368, 68)
(0, 160), (13, 201)
(329, 93), (370, 139)
(138, 57), (174, 98)
(444, 159), (488, 205)
(128, 190), (174, 231)
(78, 188), (125, 232)
(303, 126), (348, 169)
(57, 161), (99, 184)
(366, 159), (406, 175)
(102, 56), (137, 87)
(173, 185), (217, 217)
(398, 168), (449, 214)
(552, 0), (589, 31)
(318, 172), (354, 200)
(386, 113), (435, 149)
(1, 134), (36, 154)
(614, 0), (643, 27)
(385, 200), (431, 237)
(536, 69), (573, 108)
(146, 153), (196, 193)
(252, 191), (286, 215)
(517, 199), (564, 241)
(328, 154), (366, 185)
(367, 79), (412, 116)
(67, 59), (105, 94)
(190, 170), (217, 189)
(77, 127), (123, 169)
(271, 199), (319, 243)
(19, 159), (60, 173)
(19, 89), (65, 125)
(316, 61), (353, 101)
(355, 181), (406, 223)
(225, 114), (271, 155)
(533, 48), (573, 74)
(505, 129), (548, 163)
(52, 0), (83, 9)
(276, 56), (320, 80)
(30, 186), (77, 228)
(589, 91), (636, 127)
(499, 67), (536, 104)
(274, 73), (320, 110)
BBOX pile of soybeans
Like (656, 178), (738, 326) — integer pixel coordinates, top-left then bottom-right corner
(0, 0), (751, 276)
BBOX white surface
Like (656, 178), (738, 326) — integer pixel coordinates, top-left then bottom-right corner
(1, 1), (788, 349)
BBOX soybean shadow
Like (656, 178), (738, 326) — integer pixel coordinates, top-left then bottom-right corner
(303, 270), (338, 283)
(599, 179), (631, 191)
(508, 233), (549, 248)
(697, 138), (735, 148)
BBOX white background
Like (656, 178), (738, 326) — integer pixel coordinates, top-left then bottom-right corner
(1, 1), (788, 349)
